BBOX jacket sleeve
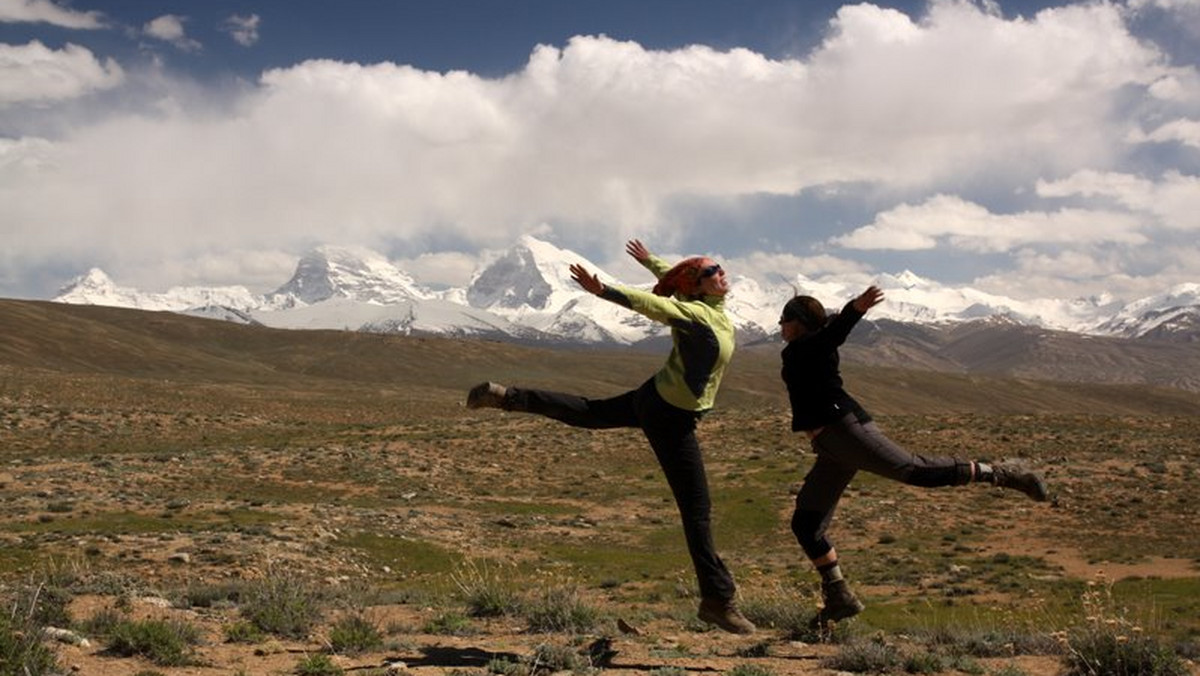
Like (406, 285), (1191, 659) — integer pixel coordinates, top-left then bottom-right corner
(807, 300), (865, 351)
(599, 283), (712, 326)
(640, 253), (672, 279)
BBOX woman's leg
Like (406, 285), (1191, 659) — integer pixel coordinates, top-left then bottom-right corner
(498, 386), (641, 429)
(814, 417), (973, 486)
(633, 384), (752, 632)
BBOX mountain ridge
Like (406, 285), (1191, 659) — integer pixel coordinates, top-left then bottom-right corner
(49, 237), (1200, 348)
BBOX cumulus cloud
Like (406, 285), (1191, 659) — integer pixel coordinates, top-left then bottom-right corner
(0, 41), (123, 105)
(1037, 169), (1200, 230)
(221, 13), (260, 47)
(831, 194), (1148, 252)
(1128, 117), (1200, 147)
(0, 0), (104, 29)
(143, 14), (202, 52)
(729, 251), (874, 283)
(394, 251), (482, 288)
(0, 1), (1191, 299)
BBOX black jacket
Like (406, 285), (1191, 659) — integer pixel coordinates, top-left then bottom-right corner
(780, 300), (872, 432)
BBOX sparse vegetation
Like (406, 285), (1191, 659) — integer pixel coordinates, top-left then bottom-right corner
(0, 598), (59, 676)
(239, 565), (326, 639)
(522, 583), (600, 634)
(293, 652), (344, 675)
(105, 618), (202, 667)
(1, 300), (1199, 673)
(1061, 577), (1187, 676)
(326, 613), (383, 654)
(454, 559), (521, 618)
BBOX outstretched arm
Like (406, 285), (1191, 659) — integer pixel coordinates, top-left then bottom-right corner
(852, 285), (884, 314)
(626, 239), (650, 263)
(570, 263), (605, 295)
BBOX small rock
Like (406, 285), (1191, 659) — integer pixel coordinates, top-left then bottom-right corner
(43, 627), (89, 647)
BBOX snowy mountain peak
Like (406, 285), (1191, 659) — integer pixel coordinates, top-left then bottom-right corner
(47, 238), (1198, 345)
(467, 236), (602, 312)
(268, 245), (428, 306)
(891, 270), (931, 290)
(57, 268), (117, 298)
(54, 268), (259, 312)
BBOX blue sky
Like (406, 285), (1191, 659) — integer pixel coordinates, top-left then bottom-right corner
(1, 0), (1198, 302)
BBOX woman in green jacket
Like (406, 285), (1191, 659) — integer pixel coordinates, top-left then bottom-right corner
(467, 239), (753, 634)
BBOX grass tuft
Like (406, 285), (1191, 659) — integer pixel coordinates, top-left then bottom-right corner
(106, 618), (202, 667)
(523, 583), (599, 634)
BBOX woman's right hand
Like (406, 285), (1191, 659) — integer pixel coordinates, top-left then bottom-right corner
(570, 263), (605, 295)
(626, 239), (650, 263)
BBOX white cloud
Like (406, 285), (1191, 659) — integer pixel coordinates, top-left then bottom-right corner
(1037, 169), (1200, 231)
(0, 0), (104, 29)
(222, 13), (260, 47)
(0, 1), (1191, 299)
(394, 251), (481, 288)
(731, 251), (873, 280)
(143, 14), (202, 52)
(973, 243), (1200, 302)
(1128, 117), (1200, 147)
(0, 41), (123, 105)
(831, 194), (1147, 252)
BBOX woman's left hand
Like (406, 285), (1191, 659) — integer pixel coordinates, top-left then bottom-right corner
(852, 285), (884, 313)
(570, 263), (605, 295)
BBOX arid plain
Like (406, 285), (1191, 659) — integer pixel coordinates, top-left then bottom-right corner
(2, 299), (1197, 676)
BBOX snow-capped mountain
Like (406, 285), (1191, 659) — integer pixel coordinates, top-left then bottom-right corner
(1091, 283), (1200, 342)
(50, 237), (1199, 345)
(56, 268), (262, 313)
(267, 246), (432, 307)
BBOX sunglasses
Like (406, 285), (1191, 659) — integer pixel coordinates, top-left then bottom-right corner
(699, 264), (722, 279)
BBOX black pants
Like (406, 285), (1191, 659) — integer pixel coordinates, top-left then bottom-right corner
(505, 379), (737, 601)
(792, 413), (973, 560)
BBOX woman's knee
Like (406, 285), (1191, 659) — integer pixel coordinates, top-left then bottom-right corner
(791, 509), (832, 559)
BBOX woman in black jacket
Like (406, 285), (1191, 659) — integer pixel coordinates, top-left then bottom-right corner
(780, 285), (1049, 626)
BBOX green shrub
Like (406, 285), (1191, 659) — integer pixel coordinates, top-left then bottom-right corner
(824, 636), (904, 674)
(327, 614), (383, 655)
(293, 653), (344, 675)
(77, 605), (125, 638)
(453, 560), (521, 618)
(106, 618), (202, 667)
(424, 611), (476, 636)
(240, 567), (325, 639)
(0, 607), (59, 676)
(527, 642), (584, 673)
(523, 584), (598, 634)
(739, 588), (821, 641)
(1064, 632), (1186, 676)
(1062, 578), (1187, 676)
(223, 619), (266, 644)
(726, 665), (775, 676)
(177, 580), (244, 608)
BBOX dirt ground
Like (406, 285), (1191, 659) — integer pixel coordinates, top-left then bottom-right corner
(3, 385), (1199, 675)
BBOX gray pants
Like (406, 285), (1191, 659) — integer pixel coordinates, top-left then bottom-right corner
(792, 413), (973, 560)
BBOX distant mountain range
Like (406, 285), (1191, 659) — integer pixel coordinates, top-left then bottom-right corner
(53, 235), (1199, 349)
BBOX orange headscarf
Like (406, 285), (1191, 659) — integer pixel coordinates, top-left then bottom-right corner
(652, 257), (712, 297)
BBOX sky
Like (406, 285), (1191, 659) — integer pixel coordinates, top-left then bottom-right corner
(1, 0), (1198, 302)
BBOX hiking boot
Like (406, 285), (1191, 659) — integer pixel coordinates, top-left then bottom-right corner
(697, 597), (756, 635)
(466, 382), (507, 409)
(992, 462), (1048, 502)
(811, 579), (865, 627)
